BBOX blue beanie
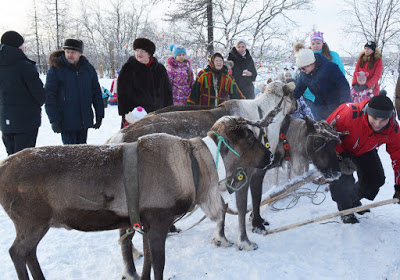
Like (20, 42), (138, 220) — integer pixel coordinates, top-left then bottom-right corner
(169, 44), (187, 59)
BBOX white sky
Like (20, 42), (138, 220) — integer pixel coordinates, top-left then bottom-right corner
(0, 0), (350, 53)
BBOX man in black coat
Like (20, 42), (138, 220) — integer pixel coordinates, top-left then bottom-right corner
(0, 31), (46, 155)
(45, 39), (104, 144)
(118, 38), (173, 128)
(228, 40), (257, 99)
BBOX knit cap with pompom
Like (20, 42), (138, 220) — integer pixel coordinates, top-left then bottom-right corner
(293, 42), (316, 68)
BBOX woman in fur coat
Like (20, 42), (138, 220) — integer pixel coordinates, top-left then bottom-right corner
(166, 45), (194, 105)
(351, 41), (382, 96)
(117, 38), (172, 127)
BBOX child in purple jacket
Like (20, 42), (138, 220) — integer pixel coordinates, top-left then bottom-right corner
(167, 45), (194, 105)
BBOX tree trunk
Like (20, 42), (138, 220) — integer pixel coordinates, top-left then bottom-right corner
(206, 0), (214, 55)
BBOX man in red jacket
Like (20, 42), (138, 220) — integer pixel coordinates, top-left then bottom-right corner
(326, 92), (400, 224)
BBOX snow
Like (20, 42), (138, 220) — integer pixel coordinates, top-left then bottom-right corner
(0, 78), (399, 280)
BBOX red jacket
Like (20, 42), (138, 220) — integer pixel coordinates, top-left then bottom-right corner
(326, 99), (400, 185)
(352, 50), (383, 96)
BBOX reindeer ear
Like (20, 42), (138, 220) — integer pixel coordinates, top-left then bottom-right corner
(305, 116), (316, 132)
(283, 82), (295, 96)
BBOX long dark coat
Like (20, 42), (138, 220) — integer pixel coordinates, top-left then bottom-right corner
(45, 50), (104, 131)
(117, 56), (173, 115)
(227, 47), (257, 99)
(0, 44), (45, 133)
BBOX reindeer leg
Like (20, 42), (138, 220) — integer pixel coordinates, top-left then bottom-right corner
(141, 211), (173, 280)
(141, 234), (152, 280)
(250, 169), (269, 234)
(9, 222), (49, 280)
(119, 228), (140, 280)
(211, 197), (233, 247)
(235, 184), (258, 250)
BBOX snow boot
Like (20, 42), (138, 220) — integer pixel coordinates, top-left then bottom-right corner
(341, 214), (359, 224)
(353, 200), (370, 215)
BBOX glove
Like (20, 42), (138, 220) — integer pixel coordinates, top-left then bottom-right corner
(93, 116), (103, 129)
(393, 185), (400, 203)
(51, 122), (62, 133)
(338, 156), (357, 175)
(353, 84), (368, 91)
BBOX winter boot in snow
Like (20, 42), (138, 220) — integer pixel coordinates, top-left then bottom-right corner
(341, 214), (359, 224)
(353, 200), (370, 215)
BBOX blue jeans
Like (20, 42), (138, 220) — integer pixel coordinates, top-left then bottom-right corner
(304, 98), (339, 121)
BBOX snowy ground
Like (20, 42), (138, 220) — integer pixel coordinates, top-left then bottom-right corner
(0, 78), (399, 280)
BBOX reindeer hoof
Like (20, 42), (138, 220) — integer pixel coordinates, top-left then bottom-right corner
(252, 226), (267, 234)
(211, 237), (233, 248)
(237, 240), (258, 251)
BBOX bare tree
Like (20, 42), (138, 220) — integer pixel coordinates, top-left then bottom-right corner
(167, 0), (215, 55)
(343, 0), (400, 86)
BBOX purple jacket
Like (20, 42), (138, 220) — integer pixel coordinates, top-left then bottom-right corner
(166, 57), (194, 105)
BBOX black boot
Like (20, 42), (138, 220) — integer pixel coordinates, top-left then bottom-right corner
(341, 214), (359, 224)
(353, 200), (370, 215)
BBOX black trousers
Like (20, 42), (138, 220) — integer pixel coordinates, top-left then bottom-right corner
(2, 129), (39, 156)
(330, 149), (386, 210)
(61, 129), (88, 145)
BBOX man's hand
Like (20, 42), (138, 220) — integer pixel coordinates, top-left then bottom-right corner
(51, 122), (62, 133)
(93, 116), (103, 129)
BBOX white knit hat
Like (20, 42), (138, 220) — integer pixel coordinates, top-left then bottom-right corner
(293, 42), (315, 68)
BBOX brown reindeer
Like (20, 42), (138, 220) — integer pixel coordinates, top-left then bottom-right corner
(107, 81), (297, 260)
(0, 115), (276, 280)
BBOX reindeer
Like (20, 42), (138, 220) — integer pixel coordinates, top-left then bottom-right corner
(0, 113), (279, 280)
(107, 81), (297, 257)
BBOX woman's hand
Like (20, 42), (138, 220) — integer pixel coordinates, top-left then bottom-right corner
(242, 70), (252, 76)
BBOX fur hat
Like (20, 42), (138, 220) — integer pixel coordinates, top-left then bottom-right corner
(169, 44), (187, 59)
(63, 39), (84, 52)
(365, 41), (376, 52)
(366, 90), (394, 119)
(133, 38), (156, 57)
(293, 42), (316, 68)
(1, 31), (24, 48)
(310, 31), (324, 43)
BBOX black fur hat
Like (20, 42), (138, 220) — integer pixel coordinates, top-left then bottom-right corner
(366, 90), (394, 119)
(63, 39), (84, 53)
(1, 31), (24, 48)
(133, 38), (156, 56)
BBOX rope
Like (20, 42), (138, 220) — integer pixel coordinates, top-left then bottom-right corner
(211, 131), (240, 169)
(270, 184), (326, 211)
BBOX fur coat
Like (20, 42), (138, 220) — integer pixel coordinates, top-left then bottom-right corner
(117, 56), (173, 115)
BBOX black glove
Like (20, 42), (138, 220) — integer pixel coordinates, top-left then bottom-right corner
(353, 84), (368, 91)
(51, 121), (62, 133)
(393, 185), (400, 203)
(93, 116), (103, 129)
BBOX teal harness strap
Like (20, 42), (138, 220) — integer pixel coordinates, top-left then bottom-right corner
(122, 142), (143, 234)
(211, 131), (240, 170)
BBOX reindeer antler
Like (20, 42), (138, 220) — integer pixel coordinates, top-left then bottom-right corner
(244, 106), (282, 128)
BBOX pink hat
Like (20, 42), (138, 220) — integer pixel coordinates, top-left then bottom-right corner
(311, 31), (324, 43)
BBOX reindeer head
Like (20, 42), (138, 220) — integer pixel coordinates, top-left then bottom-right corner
(304, 116), (347, 179)
(209, 112), (277, 171)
